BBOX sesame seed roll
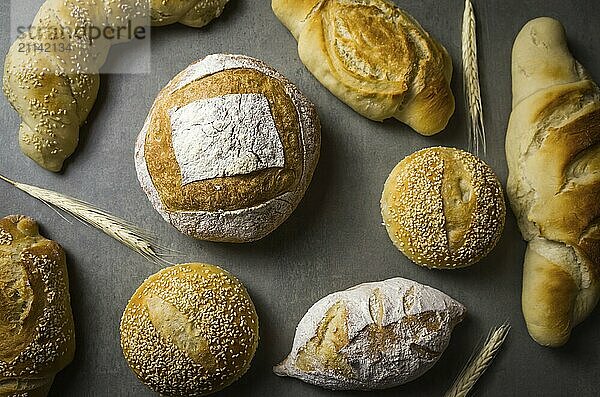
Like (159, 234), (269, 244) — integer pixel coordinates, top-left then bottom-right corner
(0, 215), (75, 397)
(120, 263), (259, 396)
(381, 147), (506, 269)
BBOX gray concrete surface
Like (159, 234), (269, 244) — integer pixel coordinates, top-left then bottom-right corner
(1, 1), (599, 396)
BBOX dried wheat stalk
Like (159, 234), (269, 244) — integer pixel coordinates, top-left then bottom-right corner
(0, 174), (176, 265)
(445, 322), (511, 397)
(462, 0), (486, 156)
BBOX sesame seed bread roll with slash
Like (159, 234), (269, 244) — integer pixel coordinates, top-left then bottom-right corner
(135, 54), (321, 242)
(120, 263), (259, 397)
(3, 0), (229, 172)
(506, 17), (600, 347)
(0, 215), (75, 397)
(381, 147), (506, 269)
(272, 0), (455, 135)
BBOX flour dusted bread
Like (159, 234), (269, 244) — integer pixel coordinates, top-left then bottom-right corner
(120, 263), (259, 397)
(506, 17), (600, 347)
(274, 277), (465, 390)
(135, 54), (321, 242)
(272, 0), (455, 135)
(0, 215), (75, 397)
(3, 0), (229, 172)
(381, 147), (505, 269)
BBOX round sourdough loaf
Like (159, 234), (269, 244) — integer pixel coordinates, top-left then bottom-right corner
(120, 263), (259, 397)
(381, 147), (506, 269)
(135, 54), (321, 242)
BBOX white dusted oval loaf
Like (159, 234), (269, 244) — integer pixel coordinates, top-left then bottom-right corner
(274, 277), (465, 390)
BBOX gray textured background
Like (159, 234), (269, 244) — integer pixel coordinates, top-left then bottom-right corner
(1, 1), (599, 396)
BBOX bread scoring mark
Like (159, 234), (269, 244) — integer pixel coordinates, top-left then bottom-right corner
(295, 301), (352, 376)
(555, 105), (600, 193)
(564, 142), (600, 186)
(441, 152), (475, 253)
(0, 256), (34, 334)
(580, 219), (600, 242)
(145, 295), (217, 370)
(403, 286), (415, 313)
(303, 0), (327, 22)
(368, 288), (384, 326)
(169, 93), (285, 185)
(523, 86), (598, 159)
(322, 0), (414, 90)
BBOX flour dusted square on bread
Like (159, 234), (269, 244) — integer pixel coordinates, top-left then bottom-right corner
(168, 93), (285, 184)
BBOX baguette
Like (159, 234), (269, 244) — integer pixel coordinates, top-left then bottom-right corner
(3, 0), (229, 172)
(506, 17), (600, 347)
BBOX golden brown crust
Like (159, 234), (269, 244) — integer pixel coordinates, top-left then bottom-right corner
(120, 263), (259, 397)
(527, 106), (600, 270)
(506, 18), (600, 346)
(3, 0), (229, 171)
(522, 242), (578, 347)
(0, 215), (74, 397)
(144, 68), (303, 212)
(135, 54), (321, 242)
(273, 0), (454, 135)
(381, 147), (505, 269)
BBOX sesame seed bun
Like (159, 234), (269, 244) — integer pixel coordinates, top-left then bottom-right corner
(381, 147), (506, 269)
(120, 263), (259, 396)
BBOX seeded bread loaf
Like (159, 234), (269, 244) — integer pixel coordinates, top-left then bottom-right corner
(272, 0), (455, 135)
(0, 215), (75, 397)
(120, 263), (259, 397)
(135, 54), (321, 242)
(506, 17), (600, 347)
(3, 0), (229, 171)
(274, 277), (465, 390)
(381, 147), (506, 269)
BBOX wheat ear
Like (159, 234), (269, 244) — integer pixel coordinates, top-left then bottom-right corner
(444, 322), (511, 397)
(462, 0), (486, 157)
(0, 174), (176, 265)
